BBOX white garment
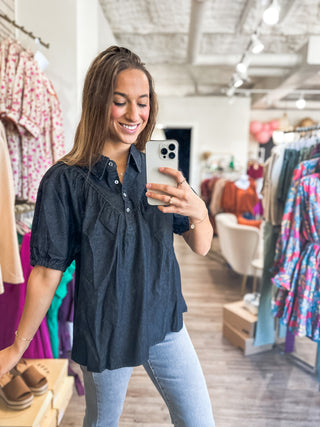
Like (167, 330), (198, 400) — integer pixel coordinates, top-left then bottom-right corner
(261, 145), (285, 225)
(235, 174), (250, 190)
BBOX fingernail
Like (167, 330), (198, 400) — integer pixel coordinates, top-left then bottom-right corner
(159, 167), (164, 171)
(146, 192), (150, 197)
(146, 183), (151, 188)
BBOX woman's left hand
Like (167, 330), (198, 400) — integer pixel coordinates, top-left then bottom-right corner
(145, 167), (207, 222)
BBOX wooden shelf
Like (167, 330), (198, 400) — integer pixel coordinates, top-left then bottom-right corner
(223, 300), (273, 355)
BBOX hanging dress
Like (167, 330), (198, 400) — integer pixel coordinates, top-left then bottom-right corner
(272, 170), (320, 340)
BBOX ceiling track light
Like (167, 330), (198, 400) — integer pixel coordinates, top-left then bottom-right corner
(226, 86), (235, 97)
(233, 74), (244, 88)
(296, 94), (306, 109)
(250, 33), (264, 54)
(263, 0), (280, 26)
(236, 57), (248, 75)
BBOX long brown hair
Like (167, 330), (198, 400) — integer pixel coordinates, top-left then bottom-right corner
(61, 46), (158, 167)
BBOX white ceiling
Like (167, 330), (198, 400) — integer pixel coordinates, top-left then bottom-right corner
(98, 0), (320, 109)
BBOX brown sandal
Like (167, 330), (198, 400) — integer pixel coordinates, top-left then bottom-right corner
(12, 359), (48, 396)
(0, 373), (33, 410)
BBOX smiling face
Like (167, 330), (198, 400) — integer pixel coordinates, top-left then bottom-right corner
(107, 68), (150, 149)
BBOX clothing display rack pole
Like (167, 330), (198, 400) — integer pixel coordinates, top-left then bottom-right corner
(277, 335), (320, 391)
(283, 124), (320, 134)
(0, 12), (49, 48)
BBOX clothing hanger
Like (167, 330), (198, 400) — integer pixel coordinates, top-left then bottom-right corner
(16, 219), (30, 236)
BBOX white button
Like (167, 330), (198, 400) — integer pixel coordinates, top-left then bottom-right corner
(108, 161), (113, 167)
(114, 180), (119, 184)
(123, 192), (127, 197)
(126, 208), (130, 213)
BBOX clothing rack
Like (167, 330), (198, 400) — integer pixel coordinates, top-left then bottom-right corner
(283, 124), (320, 134)
(272, 128), (320, 387)
(0, 12), (49, 48)
(276, 336), (320, 390)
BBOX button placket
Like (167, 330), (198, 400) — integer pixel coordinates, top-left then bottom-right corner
(122, 186), (132, 214)
(106, 162), (122, 190)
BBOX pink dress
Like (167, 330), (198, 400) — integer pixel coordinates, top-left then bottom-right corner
(0, 232), (53, 358)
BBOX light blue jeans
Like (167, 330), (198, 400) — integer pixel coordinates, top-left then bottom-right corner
(81, 324), (215, 426)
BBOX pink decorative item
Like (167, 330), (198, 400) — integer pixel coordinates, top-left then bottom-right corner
(249, 121), (262, 135)
(257, 130), (271, 144)
(261, 122), (271, 132)
(270, 119), (280, 130)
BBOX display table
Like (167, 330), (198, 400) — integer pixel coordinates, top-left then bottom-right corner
(0, 359), (74, 427)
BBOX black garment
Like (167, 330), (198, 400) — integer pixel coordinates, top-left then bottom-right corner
(259, 137), (274, 161)
(277, 148), (300, 204)
(30, 145), (189, 372)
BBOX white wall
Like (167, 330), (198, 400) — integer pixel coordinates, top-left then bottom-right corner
(157, 96), (251, 191)
(77, 0), (117, 118)
(77, 0), (99, 117)
(15, 0), (116, 152)
(16, 0), (77, 152)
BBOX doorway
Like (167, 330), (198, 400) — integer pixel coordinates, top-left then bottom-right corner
(163, 128), (192, 183)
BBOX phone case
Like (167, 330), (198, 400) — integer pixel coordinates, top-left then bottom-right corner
(146, 139), (179, 205)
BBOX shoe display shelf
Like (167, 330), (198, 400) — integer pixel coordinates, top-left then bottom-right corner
(223, 300), (273, 355)
(0, 359), (74, 427)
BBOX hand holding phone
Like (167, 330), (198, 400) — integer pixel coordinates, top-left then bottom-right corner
(145, 140), (179, 205)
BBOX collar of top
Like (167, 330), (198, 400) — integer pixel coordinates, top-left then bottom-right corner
(90, 144), (142, 180)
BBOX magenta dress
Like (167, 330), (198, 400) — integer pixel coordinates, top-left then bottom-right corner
(0, 232), (53, 358)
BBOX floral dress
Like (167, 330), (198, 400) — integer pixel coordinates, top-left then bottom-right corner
(0, 38), (65, 202)
(272, 157), (320, 340)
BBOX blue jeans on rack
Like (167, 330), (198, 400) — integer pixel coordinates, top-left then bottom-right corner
(81, 324), (215, 427)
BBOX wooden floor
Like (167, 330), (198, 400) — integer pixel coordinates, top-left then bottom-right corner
(61, 237), (320, 427)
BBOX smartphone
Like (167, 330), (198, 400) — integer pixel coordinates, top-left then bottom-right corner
(145, 139), (179, 205)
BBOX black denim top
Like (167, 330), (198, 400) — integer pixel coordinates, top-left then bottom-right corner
(30, 145), (189, 372)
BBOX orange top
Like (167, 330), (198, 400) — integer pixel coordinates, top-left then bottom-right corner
(221, 178), (259, 217)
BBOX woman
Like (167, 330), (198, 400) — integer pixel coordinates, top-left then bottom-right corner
(0, 46), (214, 426)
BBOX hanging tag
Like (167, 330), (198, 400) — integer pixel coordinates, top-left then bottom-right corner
(34, 50), (49, 71)
(34, 37), (49, 71)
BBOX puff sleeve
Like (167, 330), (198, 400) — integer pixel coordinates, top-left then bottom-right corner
(173, 213), (190, 235)
(30, 163), (83, 271)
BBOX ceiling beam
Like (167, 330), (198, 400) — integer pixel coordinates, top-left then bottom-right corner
(248, 67), (291, 77)
(252, 39), (320, 109)
(187, 0), (209, 63)
(195, 53), (302, 67)
(252, 66), (320, 108)
(256, 100), (320, 110)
